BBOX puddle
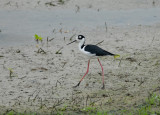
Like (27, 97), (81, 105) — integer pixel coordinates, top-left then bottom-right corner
(0, 8), (160, 47)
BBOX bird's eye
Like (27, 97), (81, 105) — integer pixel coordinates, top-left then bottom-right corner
(78, 35), (82, 40)
(78, 35), (85, 40)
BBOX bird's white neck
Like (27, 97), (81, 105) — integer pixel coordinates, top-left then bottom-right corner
(78, 38), (85, 50)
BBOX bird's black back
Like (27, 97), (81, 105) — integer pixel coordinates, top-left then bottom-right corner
(84, 45), (114, 56)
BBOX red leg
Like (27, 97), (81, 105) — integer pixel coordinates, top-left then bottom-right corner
(73, 60), (90, 87)
(97, 58), (105, 89)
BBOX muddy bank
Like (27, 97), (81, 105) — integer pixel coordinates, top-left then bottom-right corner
(0, 24), (160, 113)
(0, 0), (160, 114)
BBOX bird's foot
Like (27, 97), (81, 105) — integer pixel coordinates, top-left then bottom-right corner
(101, 84), (105, 90)
(73, 81), (81, 88)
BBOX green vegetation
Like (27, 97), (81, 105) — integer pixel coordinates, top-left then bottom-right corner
(34, 34), (43, 43)
(6, 111), (37, 115)
(8, 68), (13, 78)
(8, 68), (18, 78)
(146, 93), (160, 105)
(4, 93), (160, 115)
(34, 34), (47, 54)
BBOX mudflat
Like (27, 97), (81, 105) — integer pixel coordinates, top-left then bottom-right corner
(0, 0), (160, 114)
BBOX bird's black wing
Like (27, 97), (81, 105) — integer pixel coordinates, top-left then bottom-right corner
(84, 45), (114, 56)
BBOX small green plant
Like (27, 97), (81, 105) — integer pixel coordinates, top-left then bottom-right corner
(59, 104), (68, 111)
(146, 93), (160, 105)
(34, 34), (43, 43)
(6, 111), (37, 115)
(81, 106), (97, 113)
(8, 68), (18, 78)
(6, 111), (15, 115)
(34, 34), (47, 54)
(135, 93), (160, 115)
(96, 111), (108, 115)
(57, 111), (64, 115)
(137, 105), (151, 115)
(8, 68), (13, 78)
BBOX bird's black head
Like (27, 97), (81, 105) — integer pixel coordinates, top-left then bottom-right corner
(67, 35), (85, 45)
(77, 35), (85, 40)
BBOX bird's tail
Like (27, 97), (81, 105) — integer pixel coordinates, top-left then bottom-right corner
(114, 54), (120, 59)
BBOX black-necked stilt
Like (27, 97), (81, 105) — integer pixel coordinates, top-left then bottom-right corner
(67, 35), (119, 89)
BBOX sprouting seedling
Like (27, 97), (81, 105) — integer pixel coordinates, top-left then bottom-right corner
(8, 68), (18, 78)
(35, 34), (39, 43)
(34, 34), (43, 43)
(8, 68), (13, 78)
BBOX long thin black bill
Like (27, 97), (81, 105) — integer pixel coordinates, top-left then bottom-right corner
(67, 40), (77, 45)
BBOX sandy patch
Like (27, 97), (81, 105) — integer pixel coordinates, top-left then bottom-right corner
(0, 0), (160, 114)
(0, 24), (160, 113)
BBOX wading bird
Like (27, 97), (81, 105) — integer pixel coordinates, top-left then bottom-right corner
(67, 35), (119, 89)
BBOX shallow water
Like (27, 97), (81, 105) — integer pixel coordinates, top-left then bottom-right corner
(0, 8), (160, 47)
